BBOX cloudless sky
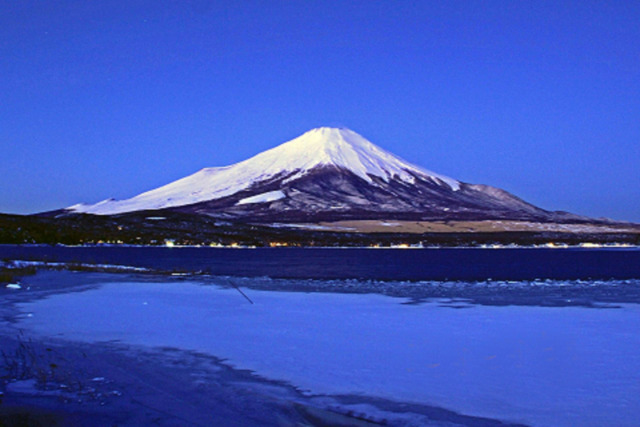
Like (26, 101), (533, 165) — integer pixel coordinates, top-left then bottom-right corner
(2, 1), (639, 221)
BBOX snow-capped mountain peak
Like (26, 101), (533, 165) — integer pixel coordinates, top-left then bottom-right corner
(263, 127), (459, 189)
(70, 127), (460, 215)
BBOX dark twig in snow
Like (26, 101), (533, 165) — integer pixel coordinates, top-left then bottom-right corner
(228, 280), (254, 305)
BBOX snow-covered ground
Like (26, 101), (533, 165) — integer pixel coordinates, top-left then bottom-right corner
(13, 280), (640, 426)
(236, 190), (286, 205)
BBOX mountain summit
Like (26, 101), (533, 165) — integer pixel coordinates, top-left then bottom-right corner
(69, 127), (579, 222)
(238, 127), (461, 190)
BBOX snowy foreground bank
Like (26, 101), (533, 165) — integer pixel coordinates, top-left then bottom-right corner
(7, 277), (640, 426)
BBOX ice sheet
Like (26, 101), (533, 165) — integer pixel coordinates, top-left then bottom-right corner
(14, 280), (640, 426)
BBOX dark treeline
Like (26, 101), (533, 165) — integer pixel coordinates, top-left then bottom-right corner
(1, 212), (639, 247)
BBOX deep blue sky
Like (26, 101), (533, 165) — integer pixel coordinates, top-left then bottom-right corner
(2, 1), (639, 221)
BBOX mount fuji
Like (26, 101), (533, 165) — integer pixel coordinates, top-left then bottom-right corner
(68, 127), (582, 223)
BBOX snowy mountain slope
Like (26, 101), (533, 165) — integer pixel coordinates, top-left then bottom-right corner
(68, 127), (580, 223)
(68, 128), (460, 215)
(173, 165), (576, 222)
(70, 128), (459, 215)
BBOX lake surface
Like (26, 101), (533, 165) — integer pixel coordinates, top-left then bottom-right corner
(2, 245), (640, 280)
(3, 245), (640, 425)
(12, 277), (640, 427)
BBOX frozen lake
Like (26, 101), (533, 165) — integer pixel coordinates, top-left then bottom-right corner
(14, 278), (640, 426)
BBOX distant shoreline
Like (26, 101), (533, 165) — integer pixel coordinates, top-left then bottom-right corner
(2, 211), (639, 248)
